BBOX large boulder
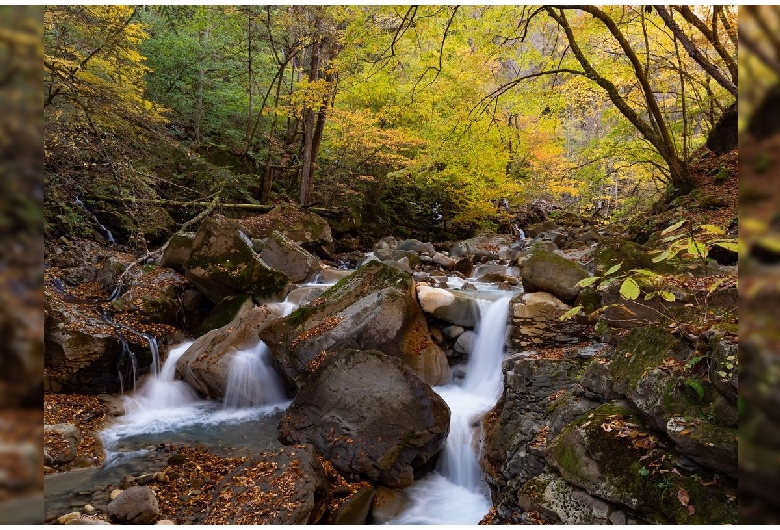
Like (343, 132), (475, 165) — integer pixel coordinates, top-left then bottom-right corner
(278, 350), (450, 488)
(107, 486), (160, 525)
(44, 423), (81, 465)
(184, 215), (290, 304)
(193, 293), (255, 337)
(205, 444), (329, 525)
(547, 403), (737, 524)
(450, 234), (515, 260)
(415, 285), (482, 328)
(521, 248), (588, 303)
(258, 261), (450, 387)
(254, 231), (321, 284)
(507, 292), (592, 350)
(159, 232), (195, 272)
(44, 289), (152, 394)
(240, 203), (334, 255)
(107, 266), (187, 326)
(176, 305), (286, 400)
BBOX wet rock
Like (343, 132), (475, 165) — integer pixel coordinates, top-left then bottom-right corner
(415, 285), (480, 328)
(259, 261), (449, 387)
(193, 293), (254, 337)
(107, 485), (160, 525)
(206, 444), (328, 525)
(279, 350), (450, 488)
(450, 234), (514, 260)
(183, 214), (289, 304)
(327, 484), (375, 524)
(441, 325), (465, 340)
(520, 248), (588, 303)
(453, 330), (476, 355)
(177, 305), (285, 400)
(397, 239), (434, 255)
(430, 252), (455, 270)
(453, 257), (473, 278)
(369, 486), (406, 524)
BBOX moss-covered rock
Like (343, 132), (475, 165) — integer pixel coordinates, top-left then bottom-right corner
(258, 260), (449, 388)
(520, 248), (589, 303)
(547, 403), (737, 524)
(594, 237), (675, 276)
(239, 202), (334, 254)
(184, 214), (290, 304)
(254, 230), (321, 284)
(159, 232), (195, 272)
(193, 293), (254, 337)
(107, 266), (186, 326)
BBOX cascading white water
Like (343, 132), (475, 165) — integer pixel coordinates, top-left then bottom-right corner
(123, 342), (199, 415)
(222, 301), (295, 409)
(391, 294), (513, 525)
(223, 341), (287, 409)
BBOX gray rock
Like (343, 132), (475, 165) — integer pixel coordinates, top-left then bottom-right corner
(397, 239), (434, 255)
(107, 486), (160, 525)
(44, 424), (81, 465)
(431, 252), (455, 270)
(255, 230), (321, 284)
(259, 261), (449, 388)
(450, 234), (514, 260)
(279, 350), (450, 488)
(184, 214), (290, 304)
(520, 248), (588, 303)
(415, 285), (480, 328)
(206, 445), (328, 525)
(441, 325), (465, 340)
(327, 484), (375, 524)
(454, 331), (476, 354)
(507, 292), (591, 350)
(239, 203), (334, 254)
(177, 305), (285, 400)
(160, 232), (195, 271)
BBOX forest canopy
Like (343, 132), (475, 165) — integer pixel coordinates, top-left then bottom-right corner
(44, 5), (737, 245)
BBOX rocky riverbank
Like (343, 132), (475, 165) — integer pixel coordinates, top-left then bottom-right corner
(43, 193), (739, 524)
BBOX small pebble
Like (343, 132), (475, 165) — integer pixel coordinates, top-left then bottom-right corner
(110, 488), (123, 500)
(156, 520), (176, 525)
(58, 512), (81, 525)
(83, 504), (96, 515)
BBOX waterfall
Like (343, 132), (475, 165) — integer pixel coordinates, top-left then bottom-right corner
(222, 341), (287, 409)
(390, 294), (512, 524)
(116, 338), (137, 395)
(73, 196), (115, 243)
(123, 342), (199, 415)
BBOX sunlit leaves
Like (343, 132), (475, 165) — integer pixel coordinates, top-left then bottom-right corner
(619, 277), (641, 300)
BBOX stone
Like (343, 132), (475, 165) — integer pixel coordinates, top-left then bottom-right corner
(176, 305), (286, 400)
(259, 261), (450, 387)
(441, 325), (465, 340)
(108, 266), (186, 326)
(430, 252), (455, 270)
(415, 285), (481, 328)
(279, 350), (450, 488)
(454, 330), (476, 355)
(110, 489), (122, 500)
(507, 292), (591, 350)
(453, 257), (473, 278)
(396, 239), (434, 255)
(193, 293), (254, 337)
(156, 520), (176, 525)
(285, 285), (328, 307)
(205, 445), (328, 525)
(183, 214), (289, 304)
(520, 248), (588, 303)
(239, 203), (334, 255)
(58, 512), (82, 525)
(450, 234), (515, 260)
(369, 486), (407, 524)
(180, 289), (202, 312)
(44, 423), (81, 465)
(107, 485), (160, 525)
(83, 505), (96, 515)
(518, 473), (624, 524)
(159, 232), (195, 272)
(327, 484), (375, 525)
(319, 268), (353, 284)
(254, 230), (321, 283)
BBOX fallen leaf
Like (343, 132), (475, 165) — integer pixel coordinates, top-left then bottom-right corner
(687, 504), (696, 516)
(678, 487), (690, 506)
(680, 429), (690, 435)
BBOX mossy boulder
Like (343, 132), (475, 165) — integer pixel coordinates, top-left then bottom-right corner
(254, 230), (321, 284)
(184, 214), (290, 304)
(193, 293), (254, 337)
(258, 260), (450, 388)
(240, 202), (334, 255)
(594, 237), (675, 276)
(107, 266), (186, 326)
(547, 403), (737, 524)
(159, 232), (195, 272)
(520, 248), (588, 303)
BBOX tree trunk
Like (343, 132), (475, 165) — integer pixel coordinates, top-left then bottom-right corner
(299, 34), (321, 207)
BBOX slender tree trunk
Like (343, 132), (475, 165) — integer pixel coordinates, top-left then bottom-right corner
(194, 21), (211, 146)
(299, 35), (321, 206)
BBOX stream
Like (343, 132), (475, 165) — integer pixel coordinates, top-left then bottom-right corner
(45, 269), (518, 525)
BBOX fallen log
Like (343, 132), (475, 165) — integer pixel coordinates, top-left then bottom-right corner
(84, 195), (274, 213)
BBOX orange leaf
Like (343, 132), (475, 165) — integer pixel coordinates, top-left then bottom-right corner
(680, 429), (690, 435)
(678, 487), (690, 506)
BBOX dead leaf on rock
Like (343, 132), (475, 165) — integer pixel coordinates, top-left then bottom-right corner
(678, 487), (690, 506)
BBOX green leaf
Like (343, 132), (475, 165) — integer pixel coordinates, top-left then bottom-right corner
(631, 269), (658, 277)
(685, 379), (705, 401)
(698, 224), (725, 235)
(659, 291), (676, 302)
(661, 233), (686, 243)
(604, 263), (622, 276)
(685, 355), (705, 370)
(662, 219), (686, 235)
(645, 292), (657, 300)
(652, 249), (671, 263)
(559, 305), (583, 321)
(576, 276), (601, 288)
(717, 370), (728, 378)
(619, 277), (641, 300)
(707, 277), (728, 294)
(639, 466), (650, 477)
(687, 238), (707, 256)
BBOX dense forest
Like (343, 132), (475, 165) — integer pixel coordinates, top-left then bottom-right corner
(44, 5), (737, 247)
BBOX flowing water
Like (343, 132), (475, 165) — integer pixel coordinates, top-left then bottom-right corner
(389, 295), (513, 525)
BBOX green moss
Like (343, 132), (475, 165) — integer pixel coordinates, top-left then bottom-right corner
(576, 286), (601, 314)
(610, 326), (682, 388)
(194, 294), (253, 336)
